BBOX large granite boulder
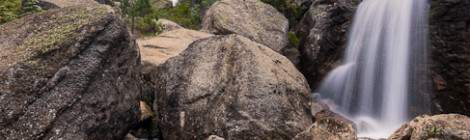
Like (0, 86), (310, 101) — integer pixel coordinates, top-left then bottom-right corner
(388, 114), (470, 140)
(430, 0), (470, 115)
(201, 0), (289, 53)
(133, 28), (213, 139)
(293, 110), (357, 140)
(294, 0), (356, 88)
(0, 5), (141, 140)
(152, 35), (313, 139)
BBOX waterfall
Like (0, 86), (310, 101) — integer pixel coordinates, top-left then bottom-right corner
(171, 0), (179, 6)
(316, 0), (430, 138)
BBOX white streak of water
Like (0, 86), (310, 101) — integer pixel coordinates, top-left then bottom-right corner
(317, 0), (430, 138)
(171, 0), (179, 6)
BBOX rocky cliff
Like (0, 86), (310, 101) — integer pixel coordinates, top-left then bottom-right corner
(294, 0), (357, 88)
(430, 0), (470, 115)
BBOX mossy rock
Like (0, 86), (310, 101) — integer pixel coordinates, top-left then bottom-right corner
(0, 4), (142, 139)
(0, 5), (112, 67)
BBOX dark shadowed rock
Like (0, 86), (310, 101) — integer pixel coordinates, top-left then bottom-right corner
(293, 0), (313, 7)
(294, 0), (356, 88)
(293, 110), (357, 140)
(152, 35), (313, 139)
(94, 0), (115, 5)
(0, 5), (141, 140)
(388, 114), (470, 140)
(127, 101), (157, 138)
(430, 0), (470, 116)
(261, 0), (310, 28)
(201, 0), (289, 53)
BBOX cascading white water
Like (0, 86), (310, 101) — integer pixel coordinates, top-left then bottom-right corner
(316, 0), (429, 138)
(171, 0), (179, 6)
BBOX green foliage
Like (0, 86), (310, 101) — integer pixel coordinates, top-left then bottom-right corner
(0, 0), (42, 24)
(134, 0), (152, 17)
(120, 0), (131, 15)
(135, 16), (162, 35)
(120, 0), (158, 34)
(288, 31), (300, 47)
(0, 0), (21, 24)
(427, 125), (442, 137)
(153, 0), (201, 30)
(261, 0), (305, 27)
(199, 0), (218, 8)
(22, 0), (42, 13)
(120, 0), (153, 19)
(121, 0), (204, 35)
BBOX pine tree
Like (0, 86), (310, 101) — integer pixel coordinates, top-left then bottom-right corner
(120, 0), (152, 33)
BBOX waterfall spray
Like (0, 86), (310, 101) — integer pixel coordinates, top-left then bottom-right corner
(317, 0), (430, 138)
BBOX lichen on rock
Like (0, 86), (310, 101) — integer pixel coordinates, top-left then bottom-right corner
(0, 4), (141, 140)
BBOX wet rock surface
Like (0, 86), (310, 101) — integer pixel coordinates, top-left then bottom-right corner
(293, 110), (357, 140)
(202, 0), (289, 53)
(294, 0), (357, 88)
(0, 5), (141, 140)
(430, 0), (470, 115)
(152, 35), (313, 139)
(388, 114), (470, 140)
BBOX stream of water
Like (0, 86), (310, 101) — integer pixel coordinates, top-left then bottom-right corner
(316, 0), (430, 138)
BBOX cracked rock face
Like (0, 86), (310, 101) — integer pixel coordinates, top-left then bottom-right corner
(388, 114), (470, 140)
(430, 0), (470, 116)
(201, 0), (289, 53)
(294, 0), (356, 88)
(152, 35), (313, 139)
(0, 5), (141, 140)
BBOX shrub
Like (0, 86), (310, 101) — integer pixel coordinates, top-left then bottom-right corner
(22, 0), (42, 13)
(261, 0), (305, 27)
(121, 0), (203, 35)
(288, 31), (300, 47)
(153, 0), (201, 30)
(0, 0), (42, 24)
(0, 0), (21, 24)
